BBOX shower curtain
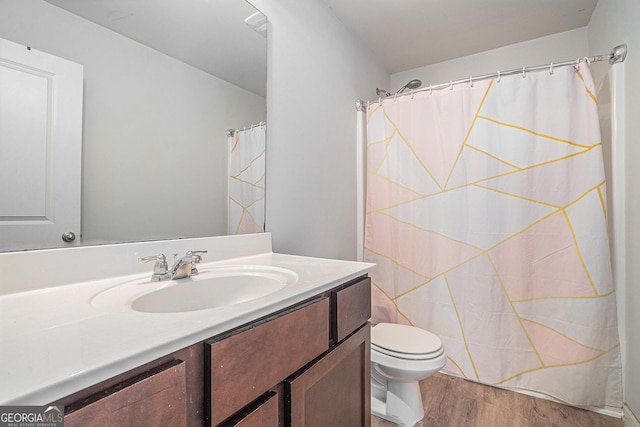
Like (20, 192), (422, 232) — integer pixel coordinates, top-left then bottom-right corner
(227, 124), (266, 234)
(364, 62), (622, 412)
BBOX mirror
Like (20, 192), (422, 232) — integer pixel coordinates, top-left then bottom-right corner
(0, 0), (267, 252)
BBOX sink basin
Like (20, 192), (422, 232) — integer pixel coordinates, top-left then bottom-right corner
(91, 265), (298, 313)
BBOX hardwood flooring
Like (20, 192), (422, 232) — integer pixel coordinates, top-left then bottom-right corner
(371, 373), (622, 427)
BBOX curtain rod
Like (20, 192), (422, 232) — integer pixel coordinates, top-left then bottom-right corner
(226, 121), (266, 137)
(357, 44), (627, 110)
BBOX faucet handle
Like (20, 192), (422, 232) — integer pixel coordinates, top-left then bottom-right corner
(186, 250), (208, 257)
(139, 254), (168, 275)
(186, 250), (208, 275)
(186, 250), (207, 262)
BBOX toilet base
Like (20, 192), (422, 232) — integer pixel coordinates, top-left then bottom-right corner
(371, 373), (425, 427)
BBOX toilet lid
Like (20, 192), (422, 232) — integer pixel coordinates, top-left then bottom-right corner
(371, 323), (443, 357)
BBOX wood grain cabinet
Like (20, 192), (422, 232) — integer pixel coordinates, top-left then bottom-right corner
(286, 325), (370, 427)
(205, 298), (330, 425)
(63, 359), (188, 427)
(51, 275), (371, 427)
(206, 276), (371, 427)
(217, 390), (280, 427)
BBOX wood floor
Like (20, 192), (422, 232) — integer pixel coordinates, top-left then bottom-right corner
(371, 373), (622, 427)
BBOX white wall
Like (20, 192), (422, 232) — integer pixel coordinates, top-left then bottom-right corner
(248, 0), (389, 260)
(589, 0), (640, 420)
(391, 27), (587, 93)
(0, 0), (265, 244)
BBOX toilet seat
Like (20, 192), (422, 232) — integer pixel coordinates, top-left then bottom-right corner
(371, 323), (444, 360)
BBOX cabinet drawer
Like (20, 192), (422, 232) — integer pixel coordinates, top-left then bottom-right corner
(332, 277), (371, 342)
(64, 359), (187, 427)
(206, 298), (329, 426)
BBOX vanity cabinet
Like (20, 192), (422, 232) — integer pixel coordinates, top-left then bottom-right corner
(55, 344), (205, 426)
(286, 325), (370, 426)
(63, 360), (188, 427)
(206, 276), (371, 426)
(51, 275), (371, 427)
(205, 298), (330, 426)
(284, 278), (371, 427)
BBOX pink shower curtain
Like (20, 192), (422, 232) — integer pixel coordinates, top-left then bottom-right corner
(364, 62), (622, 412)
(228, 124), (266, 234)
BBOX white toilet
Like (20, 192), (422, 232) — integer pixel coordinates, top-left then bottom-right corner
(370, 323), (447, 427)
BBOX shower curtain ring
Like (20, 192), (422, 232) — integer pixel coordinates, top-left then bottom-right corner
(449, 80), (453, 90)
(394, 93), (398, 102)
(574, 58), (581, 71)
(549, 62), (554, 75)
(411, 89), (415, 99)
(429, 84), (432, 95)
(522, 66), (526, 78)
(469, 76), (473, 88)
(497, 71), (501, 83)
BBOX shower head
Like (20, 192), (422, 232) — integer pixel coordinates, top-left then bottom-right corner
(376, 88), (391, 97)
(395, 79), (422, 94)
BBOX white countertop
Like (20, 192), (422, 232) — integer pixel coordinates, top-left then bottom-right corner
(0, 244), (374, 405)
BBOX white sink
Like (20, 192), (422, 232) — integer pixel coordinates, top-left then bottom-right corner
(91, 265), (298, 313)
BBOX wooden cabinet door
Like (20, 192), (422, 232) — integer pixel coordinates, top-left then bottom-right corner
(219, 391), (279, 427)
(206, 298), (329, 426)
(64, 360), (187, 427)
(286, 324), (370, 427)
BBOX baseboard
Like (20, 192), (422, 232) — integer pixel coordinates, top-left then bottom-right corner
(624, 404), (640, 427)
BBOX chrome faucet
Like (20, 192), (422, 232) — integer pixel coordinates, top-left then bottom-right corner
(139, 250), (207, 281)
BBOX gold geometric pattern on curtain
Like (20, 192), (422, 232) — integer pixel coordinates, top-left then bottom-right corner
(364, 63), (622, 412)
(228, 124), (266, 234)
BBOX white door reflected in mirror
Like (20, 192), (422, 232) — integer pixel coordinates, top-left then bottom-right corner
(0, 37), (83, 251)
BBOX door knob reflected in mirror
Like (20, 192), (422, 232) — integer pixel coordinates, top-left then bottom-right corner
(62, 231), (76, 242)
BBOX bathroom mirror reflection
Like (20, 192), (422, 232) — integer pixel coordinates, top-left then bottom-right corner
(0, 0), (267, 252)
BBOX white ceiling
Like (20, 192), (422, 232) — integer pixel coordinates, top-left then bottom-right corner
(322, 0), (598, 74)
(44, 0), (267, 97)
(41, 0), (598, 92)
